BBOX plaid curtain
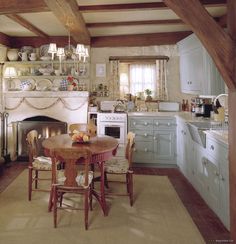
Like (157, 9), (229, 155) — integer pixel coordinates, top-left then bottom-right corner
(109, 60), (120, 99)
(156, 59), (168, 101)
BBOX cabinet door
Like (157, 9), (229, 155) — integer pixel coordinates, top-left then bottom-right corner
(133, 141), (153, 163)
(204, 155), (220, 215)
(179, 53), (190, 92)
(192, 144), (206, 196)
(219, 159), (230, 230)
(180, 48), (202, 94)
(202, 48), (225, 95)
(153, 130), (176, 162)
(177, 122), (186, 174)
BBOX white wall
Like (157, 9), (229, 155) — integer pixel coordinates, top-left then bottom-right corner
(90, 45), (193, 103)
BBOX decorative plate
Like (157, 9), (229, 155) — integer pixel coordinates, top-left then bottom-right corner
(20, 78), (36, 91)
(9, 78), (22, 91)
(52, 78), (62, 88)
(39, 44), (49, 57)
(36, 79), (52, 91)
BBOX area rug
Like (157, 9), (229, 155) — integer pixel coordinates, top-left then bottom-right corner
(0, 170), (204, 244)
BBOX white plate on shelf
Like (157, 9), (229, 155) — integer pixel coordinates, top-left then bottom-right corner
(9, 78), (22, 90)
(52, 78), (62, 88)
(36, 79), (52, 91)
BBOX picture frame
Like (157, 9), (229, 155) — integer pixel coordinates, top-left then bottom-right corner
(96, 63), (106, 77)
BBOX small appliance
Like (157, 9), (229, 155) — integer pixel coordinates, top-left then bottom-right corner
(192, 96), (214, 117)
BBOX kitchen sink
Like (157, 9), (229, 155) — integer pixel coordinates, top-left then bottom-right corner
(187, 120), (227, 147)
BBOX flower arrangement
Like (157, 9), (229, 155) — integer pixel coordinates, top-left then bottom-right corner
(66, 75), (78, 90)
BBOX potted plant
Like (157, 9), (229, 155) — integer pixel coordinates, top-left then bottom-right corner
(145, 89), (152, 101)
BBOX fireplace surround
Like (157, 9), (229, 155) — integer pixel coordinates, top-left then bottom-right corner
(2, 91), (89, 161)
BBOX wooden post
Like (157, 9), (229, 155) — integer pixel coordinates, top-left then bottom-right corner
(164, 0), (236, 240)
(227, 0), (236, 241)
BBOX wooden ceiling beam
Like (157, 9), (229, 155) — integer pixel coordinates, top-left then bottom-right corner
(9, 36), (75, 48)
(91, 31), (192, 47)
(80, 0), (226, 12)
(0, 0), (226, 15)
(87, 19), (184, 28)
(0, 0), (49, 14)
(227, 1), (236, 242)
(164, 0), (235, 90)
(6, 14), (49, 38)
(44, 0), (90, 44)
(0, 32), (11, 46)
(215, 14), (227, 27)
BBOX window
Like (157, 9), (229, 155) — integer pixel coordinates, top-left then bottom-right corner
(120, 63), (157, 98)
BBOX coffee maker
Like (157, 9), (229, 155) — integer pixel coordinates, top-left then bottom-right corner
(192, 97), (213, 117)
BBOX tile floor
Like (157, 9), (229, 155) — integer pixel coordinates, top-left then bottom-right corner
(0, 162), (230, 243)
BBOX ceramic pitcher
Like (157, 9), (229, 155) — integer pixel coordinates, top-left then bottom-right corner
(18, 51), (28, 61)
(7, 48), (18, 61)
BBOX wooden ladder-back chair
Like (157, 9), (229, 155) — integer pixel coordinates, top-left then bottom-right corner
(51, 148), (93, 229)
(69, 122), (97, 137)
(27, 130), (53, 201)
(104, 132), (135, 206)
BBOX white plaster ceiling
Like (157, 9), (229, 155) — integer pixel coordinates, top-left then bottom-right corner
(0, 1), (227, 38)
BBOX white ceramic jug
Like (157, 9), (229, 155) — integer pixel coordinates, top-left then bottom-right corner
(18, 51), (28, 61)
(7, 48), (18, 61)
(28, 53), (36, 61)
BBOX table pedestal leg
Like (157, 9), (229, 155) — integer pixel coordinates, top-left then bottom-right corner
(92, 161), (108, 216)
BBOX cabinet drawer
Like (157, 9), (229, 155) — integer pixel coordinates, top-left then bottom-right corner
(133, 141), (153, 153)
(129, 118), (153, 130)
(153, 119), (176, 130)
(206, 137), (228, 161)
(133, 141), (153, 163)
(134, 130), (153, 142)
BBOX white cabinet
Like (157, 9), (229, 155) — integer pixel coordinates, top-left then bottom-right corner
(205, 136), (229, 230)
(177, 34), (225, 95)
(177, 119), (229, 230)
(176, 118), (194, 178)
(128, 116), (176, 165)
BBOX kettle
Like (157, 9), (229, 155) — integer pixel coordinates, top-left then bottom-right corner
(114, 101), (126, 112)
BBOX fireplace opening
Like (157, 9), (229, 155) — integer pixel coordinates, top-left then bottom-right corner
(16, 116), (67, 161)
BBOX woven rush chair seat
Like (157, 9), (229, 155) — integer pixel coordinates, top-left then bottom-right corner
(57, 170), (93, 186)
(32, 156), (52, 170)
(105, 158), (129, 174)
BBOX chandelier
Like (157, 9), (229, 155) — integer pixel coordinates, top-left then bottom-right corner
(48, 29), (89, 72)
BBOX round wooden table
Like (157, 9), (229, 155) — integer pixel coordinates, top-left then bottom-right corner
(42, 134), (119, 216)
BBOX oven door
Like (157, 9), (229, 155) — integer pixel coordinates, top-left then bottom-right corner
(98, 122), (126, 144)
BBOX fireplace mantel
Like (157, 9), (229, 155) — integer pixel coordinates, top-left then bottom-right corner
(4, 91), (89, 98)
(3, 91), (89, 160)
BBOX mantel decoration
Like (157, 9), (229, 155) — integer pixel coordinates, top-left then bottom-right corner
(5, 97), (87, 111)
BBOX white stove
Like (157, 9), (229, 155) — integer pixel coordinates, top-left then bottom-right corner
(97, 112), (127, 145)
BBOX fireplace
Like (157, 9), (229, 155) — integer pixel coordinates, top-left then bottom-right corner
(3, 91), (89, 161)
(15, 116), (67, 161)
